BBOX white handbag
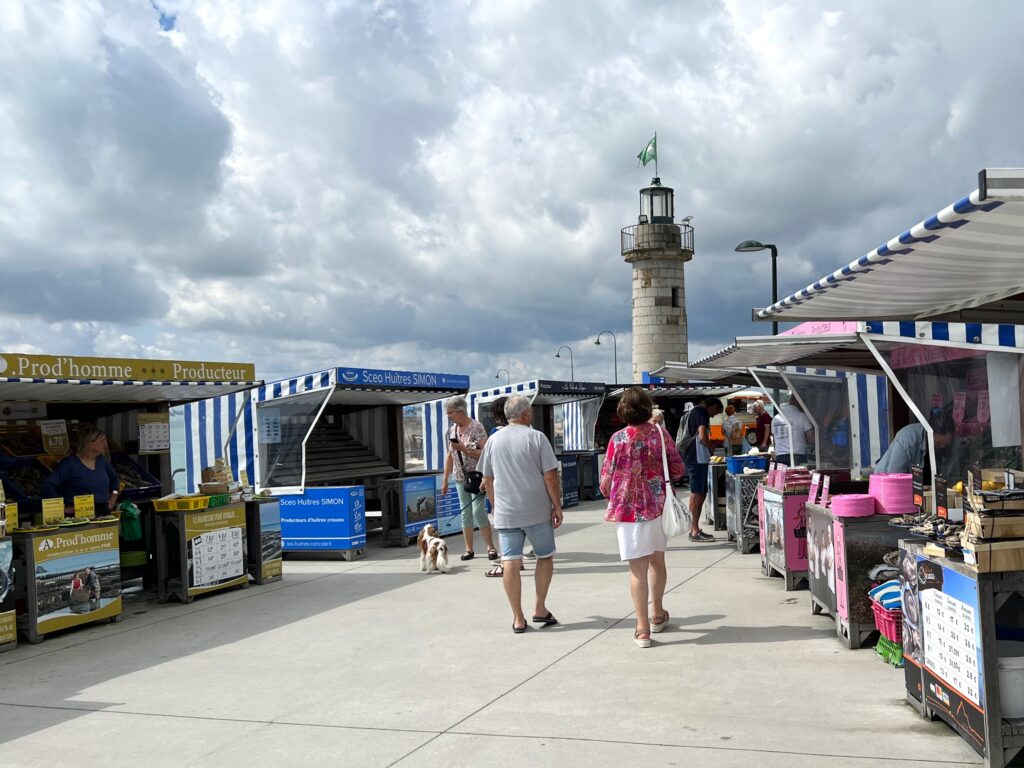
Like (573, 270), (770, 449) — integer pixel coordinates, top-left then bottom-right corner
(657, 425), (689, 537)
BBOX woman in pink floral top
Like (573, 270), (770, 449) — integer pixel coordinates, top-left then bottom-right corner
(600, 388), (685, 647)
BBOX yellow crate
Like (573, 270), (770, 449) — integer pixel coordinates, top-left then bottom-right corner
(152, 495), (210, 512)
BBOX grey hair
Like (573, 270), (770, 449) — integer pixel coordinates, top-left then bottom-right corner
(504, 395), (531, 421)
(445, 396), (468, 415)
(76, 425), (106, 453)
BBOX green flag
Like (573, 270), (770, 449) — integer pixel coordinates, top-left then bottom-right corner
(637, 134), (657, 167)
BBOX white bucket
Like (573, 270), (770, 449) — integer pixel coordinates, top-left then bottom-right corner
(997, 640), (1024, 718)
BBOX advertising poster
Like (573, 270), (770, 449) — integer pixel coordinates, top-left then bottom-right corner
(279, 486), (366, 551)
(901, 550), (985, 756)
(763, 488), (785, 572)
(257, 501), (283, 580)
(185, 504), (247, 596)
(33, 524), (121, 633)
(435, 477), (463, 537)
(806, 508), (836, 616)
(560, 456), (579, 508)
(401, 476), (437, 537)
(0, 537), (14, 646)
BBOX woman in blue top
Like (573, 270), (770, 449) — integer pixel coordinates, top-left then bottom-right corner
(41, 426), (120, 514)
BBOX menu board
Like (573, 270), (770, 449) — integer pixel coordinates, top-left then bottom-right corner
(138, 413), (171, 454)
(921, 588), (980, 705)
(190, 526), (244, 588)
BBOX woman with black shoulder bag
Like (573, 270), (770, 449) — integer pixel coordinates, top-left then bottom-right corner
(441, 396), (497, 561)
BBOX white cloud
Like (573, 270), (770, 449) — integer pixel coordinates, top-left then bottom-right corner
(3, 0), (1024, 389)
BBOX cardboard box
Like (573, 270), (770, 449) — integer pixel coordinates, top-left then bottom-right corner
(965, 512), (1024, 541)
(199, 482), (231, 495)
(962, 538), (1024, 573)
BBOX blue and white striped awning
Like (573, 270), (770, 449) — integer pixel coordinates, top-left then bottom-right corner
(0, 376), (261, 404)
(755, 168), (1024, 323)
(691, 334), (871, 371)
(651, 364), (756, 384)
(605, 385), (743, 399)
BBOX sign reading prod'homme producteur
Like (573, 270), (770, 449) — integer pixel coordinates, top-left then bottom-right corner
(0, 354), (256, 383)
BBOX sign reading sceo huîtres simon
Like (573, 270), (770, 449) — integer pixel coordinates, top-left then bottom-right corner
(335, 367), (469, 390)
(279, 486), (366, 551)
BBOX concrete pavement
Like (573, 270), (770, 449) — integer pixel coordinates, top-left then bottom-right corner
(0, 500), (982, 767)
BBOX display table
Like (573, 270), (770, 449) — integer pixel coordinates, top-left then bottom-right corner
(900, 540), (1024, 768)
(0, 535), (15, 652)
(703, 463), (727, 531)
(805, 503), (906, 649)
(245, 499), (282, 584)
(11, 519), (122, 643)
(155, 503), (249, 604)
(726, 471), (763, 554)
(759, 484), (809, 590)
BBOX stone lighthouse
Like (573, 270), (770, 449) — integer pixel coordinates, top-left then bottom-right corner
(621, 177), (693, 382)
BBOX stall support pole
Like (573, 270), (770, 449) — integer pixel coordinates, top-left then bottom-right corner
(749, 368), (794, 466)
(780, 370), (820, 470)
(862, 335), (937, 507)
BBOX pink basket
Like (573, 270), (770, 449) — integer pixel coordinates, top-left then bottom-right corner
(872, 601), (903, 643)
(869, 473), (916, 515)
(830, 494), (876, 518)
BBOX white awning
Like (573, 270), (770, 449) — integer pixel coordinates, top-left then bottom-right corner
(690, 334), (877, 372)
(651, 364), (755, 384)
(0, 377), (261, 405)
(756, 168), (1024, 323)
(605, 385), (743, 399)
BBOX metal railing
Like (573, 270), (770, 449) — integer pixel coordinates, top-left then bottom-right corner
(620, 223), (694, 255)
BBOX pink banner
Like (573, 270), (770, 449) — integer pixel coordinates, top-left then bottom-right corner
(977, 391), (990, 424)
(890, 344), (985, 370)
(781, 321), (859, 337)
(952, 392), (967, 425)
(834, 521), (848, 621)
(786, 494), (809, 570)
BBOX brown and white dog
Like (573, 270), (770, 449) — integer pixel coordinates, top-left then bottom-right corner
(417, 524), (449, 574)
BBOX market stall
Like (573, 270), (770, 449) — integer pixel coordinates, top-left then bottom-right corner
(0, 352), (259, 641)
(185, 366), (470, 553)
(469, 379), (605, 509)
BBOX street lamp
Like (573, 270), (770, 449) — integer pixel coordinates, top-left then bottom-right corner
(554, 345), (575, 381)
(735, 240), (779, 336)
(594, 331), (618, 386)
(495, 368), (511, 386)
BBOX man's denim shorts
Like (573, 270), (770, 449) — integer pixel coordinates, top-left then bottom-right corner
(497, 521), (556, 561)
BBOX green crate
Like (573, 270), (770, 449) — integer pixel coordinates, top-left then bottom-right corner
(206, 493), (231, 508)
(875, 636), (904, 668)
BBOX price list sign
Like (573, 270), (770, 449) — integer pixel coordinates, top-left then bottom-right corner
(921, 588), (980, 705)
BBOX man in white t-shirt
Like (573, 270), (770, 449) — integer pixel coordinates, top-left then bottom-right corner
(478, 395), (563, 633)
(771, 400), (814, 466)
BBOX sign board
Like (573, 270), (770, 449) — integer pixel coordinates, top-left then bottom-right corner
(952, 392), (967, 425)
(0, 353), (255, 383)
(820, 476), (831, 508)
(0, 403), (46, 421)
(73, 495), (95, 520)
(335, 367), (470, 390)
(184, 504), (247, 596)
(560, 456), (579, 508)
(912, 465), (924, 511)
(538, 380), (605, 396)
(935, 475), (948, 519)
(0, 537), (14, 646)
(278, 486), (366, 551)
(435, 477), (463, 537)
(258, 407), (282, 444)
(39, 420), (69, 457)
(808, 473), (821, 505)
(251, 500), (282, 581)
(32, 522), (121, 633)
(138, 413), (171, 454)
(41, 498), (64, 526)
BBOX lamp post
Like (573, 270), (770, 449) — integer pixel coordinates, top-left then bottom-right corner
(495, 368), (511, 386)
(734, 240), (779, 336)
(554, 345), (575, 381)
(594, 331), (618, 386)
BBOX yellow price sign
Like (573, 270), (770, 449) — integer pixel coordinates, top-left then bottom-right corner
(42, 498), (65, 525)
(5, 502), (16, 522)
(74, 494), (95, 520)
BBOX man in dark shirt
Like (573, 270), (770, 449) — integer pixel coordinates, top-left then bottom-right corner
(678, 397), (722, 542)
(753, 400), (772, 451)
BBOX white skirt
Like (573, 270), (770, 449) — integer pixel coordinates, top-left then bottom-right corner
(616, 518), (668, 561)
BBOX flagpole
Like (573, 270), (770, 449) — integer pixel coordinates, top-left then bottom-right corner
(654, 131), (658, 178)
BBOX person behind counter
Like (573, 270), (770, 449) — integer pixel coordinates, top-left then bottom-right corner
(41, 426), (120, 514)
(874, 409), (955, 478)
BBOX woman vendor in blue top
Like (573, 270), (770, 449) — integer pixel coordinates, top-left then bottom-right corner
(41, 426), (120, 514)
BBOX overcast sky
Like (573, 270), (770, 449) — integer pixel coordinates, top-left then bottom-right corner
(3, 1), (1023, 388)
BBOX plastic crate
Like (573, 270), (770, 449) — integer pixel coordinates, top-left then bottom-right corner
(872, 600), (903, 643)
(875, 635), (904, 667)
(206, 493), (230, 508)
(152, 495), (211, 512)
(726, 455), (769, 474)
(111, 452), (163, 501)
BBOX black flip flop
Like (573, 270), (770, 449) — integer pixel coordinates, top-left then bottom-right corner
(460, 551), (475, 561)
(513, 623), (528, 634)
(531, 611), (558, 626)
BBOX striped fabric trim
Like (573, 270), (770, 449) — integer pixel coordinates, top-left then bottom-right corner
(0, 376), (260, 387)
(864, 320), (1024, 348)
